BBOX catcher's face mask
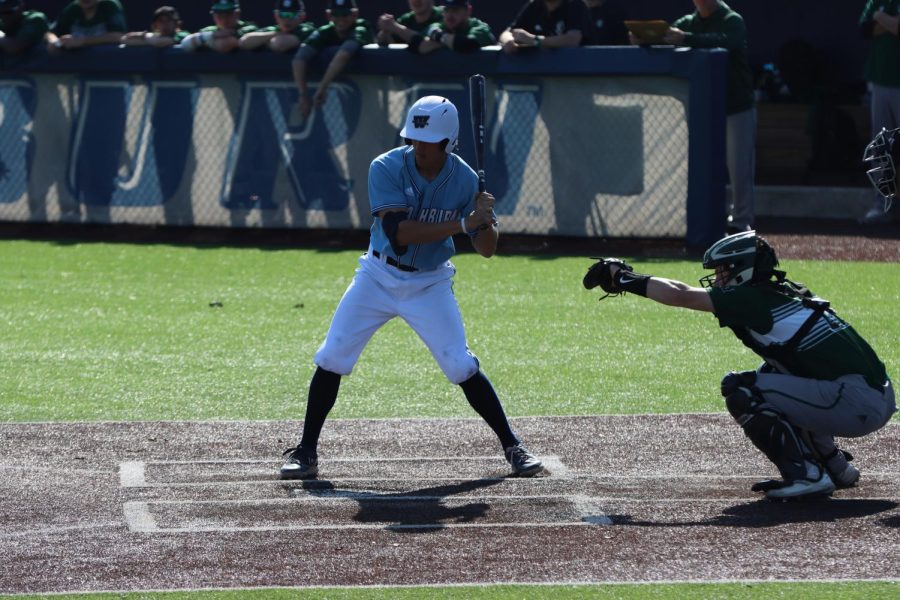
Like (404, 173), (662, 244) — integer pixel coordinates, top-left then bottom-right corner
(863, 127), (898, 212)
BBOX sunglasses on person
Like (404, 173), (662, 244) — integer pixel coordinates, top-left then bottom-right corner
(278, 11), (300, 18)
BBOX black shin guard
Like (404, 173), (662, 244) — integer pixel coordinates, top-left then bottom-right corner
(725, 390), (810, 481)
(299, 367), (342, 453)
(460, 371), (519, 449)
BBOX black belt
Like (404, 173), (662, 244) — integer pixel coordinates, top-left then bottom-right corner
(371, 250), (417, 272)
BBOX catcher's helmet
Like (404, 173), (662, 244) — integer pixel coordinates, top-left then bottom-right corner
(863, 126), (898, 212)
(700, 230), (778, 288)
(399, 96), (459, 154)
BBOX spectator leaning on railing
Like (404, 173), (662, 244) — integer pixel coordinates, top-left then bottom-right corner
(499, 0), (592, 53)
(376, 0), (442, 46)
(858, 0), (900, 225)
(46, 0), (126, 53)
(178, 1), (257, 53)
(640, 0), (755, 235)
(412, 0), (494, 55)
(291, 0), (374, 119)
(239, 0), (315, 53)
(0, 0), (49, 55)
(120, 6), (188, 48)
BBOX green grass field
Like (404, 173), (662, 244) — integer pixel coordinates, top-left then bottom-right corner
(1, 239), (897, 598)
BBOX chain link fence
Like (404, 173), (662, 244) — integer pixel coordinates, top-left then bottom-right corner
(0, 72), (690, 238)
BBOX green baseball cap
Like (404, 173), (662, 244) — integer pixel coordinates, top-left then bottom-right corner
(328, 0), (356, 16)
(211, 1), (239, 13)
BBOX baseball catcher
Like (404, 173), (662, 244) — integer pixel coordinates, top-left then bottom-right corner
(584, 232), (895, 500)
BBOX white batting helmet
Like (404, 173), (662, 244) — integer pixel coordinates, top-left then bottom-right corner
(399, 96), (459, 154)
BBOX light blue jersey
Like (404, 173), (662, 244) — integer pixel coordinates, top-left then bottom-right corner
(368, 145), (478, 271)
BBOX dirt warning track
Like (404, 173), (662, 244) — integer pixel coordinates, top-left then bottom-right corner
(0, 415), (897, 594)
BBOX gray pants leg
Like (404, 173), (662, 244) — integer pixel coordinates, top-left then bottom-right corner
(726, 107), (757, 229)
(754, 372), (895, 438)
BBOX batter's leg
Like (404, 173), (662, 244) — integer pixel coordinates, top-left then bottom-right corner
(298, 366), (342, 453)
(400, 279), (541, 474)
(459, 370), (519, 449)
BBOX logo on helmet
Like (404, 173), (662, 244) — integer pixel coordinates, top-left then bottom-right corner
(413, 115), (430, 129)
(699, 230), (779, 289)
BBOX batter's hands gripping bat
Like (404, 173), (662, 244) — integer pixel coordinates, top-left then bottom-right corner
(468, 73), (496, 229)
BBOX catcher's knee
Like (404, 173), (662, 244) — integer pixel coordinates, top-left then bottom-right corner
(720, 370), (758, 398)
(724, 387), (761, 425)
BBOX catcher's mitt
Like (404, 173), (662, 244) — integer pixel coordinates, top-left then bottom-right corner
(583, 257), (633, 299)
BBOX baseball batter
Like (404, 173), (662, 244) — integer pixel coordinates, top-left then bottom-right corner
(281, 96), (543, 480)
(584, 232), (895, 501)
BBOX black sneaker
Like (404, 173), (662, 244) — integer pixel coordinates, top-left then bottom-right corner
(280, 446), (319, 480)
(504, 444), (543, 477)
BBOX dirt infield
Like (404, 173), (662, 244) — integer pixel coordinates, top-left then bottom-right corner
(1, 415), (897, 594)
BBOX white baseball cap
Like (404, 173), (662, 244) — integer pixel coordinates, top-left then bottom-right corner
(399, 96), (459, 153)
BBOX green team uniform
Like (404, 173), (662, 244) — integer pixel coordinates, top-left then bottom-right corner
(395, 7), (443, 35)
(0, 10), (49, 46)
(710, 285), (887, 389)
(426, 17), (495, 51)
(258, 22), (315, 43)
(200, 21), (258, 38)
(304, 19), (374, 50)
(52, 0), (126, 37)
(708, 284), (894, 445)
(672, 1), (753, 115)
(169, 30), (189, 44)
(860, 0), (900, 87)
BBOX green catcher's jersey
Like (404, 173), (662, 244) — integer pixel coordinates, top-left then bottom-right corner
(709, 284), (888, 389)
(52, 0), (126, 37)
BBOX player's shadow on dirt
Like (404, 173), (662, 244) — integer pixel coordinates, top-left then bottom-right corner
(610, 498), (899, 528)
(294, 478), (505, 534)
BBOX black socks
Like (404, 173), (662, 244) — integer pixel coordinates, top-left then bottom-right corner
(460, 371), (519, 449)
(298, 367), (342, 454)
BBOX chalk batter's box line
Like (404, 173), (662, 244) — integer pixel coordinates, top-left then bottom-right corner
(118, 456), (571, 488)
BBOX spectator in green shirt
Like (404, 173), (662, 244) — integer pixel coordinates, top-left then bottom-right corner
(414, 0), (495, 54)
(641, 0), (756, 235)
(859, 0), (900, 224)
(240, 0), (315, 53)
(120, 6), (188, 48)
(0, 0), (49, 55)
(47, 0), (127, 53)
(377, 0), (442, 46)
(178, 1), (257, 53)
(292, 0), (374, 119)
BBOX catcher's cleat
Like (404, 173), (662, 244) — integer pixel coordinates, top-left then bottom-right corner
(504, 444), (543, 477)
(830, 463), (860, 489)
(751, 479), (787, 493)
(280, 446), (319, 480)
(824, 448), (859, 489)
(765, 470), (835, 501)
